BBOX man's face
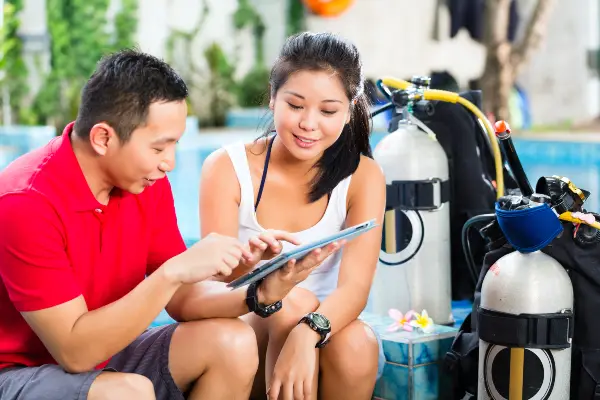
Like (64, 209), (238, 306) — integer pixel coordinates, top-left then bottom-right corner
(103, 100), (188, 194)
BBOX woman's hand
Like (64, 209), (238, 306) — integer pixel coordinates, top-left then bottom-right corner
(268, 323), (321, 400)
(214, 230), (301, 282)
(258, 240), (345, 305)
(246, 230), (300, 265)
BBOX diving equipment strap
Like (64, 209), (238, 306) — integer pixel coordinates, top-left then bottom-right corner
(477, 307), (574, 349)
(386, 178), (450, 211)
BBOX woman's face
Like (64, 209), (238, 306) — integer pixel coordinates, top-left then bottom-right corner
(270, 69), (351, 162)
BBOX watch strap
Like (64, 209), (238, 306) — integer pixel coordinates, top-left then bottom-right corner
(246, 279), (282, 318)
(299, 313), (331, 348)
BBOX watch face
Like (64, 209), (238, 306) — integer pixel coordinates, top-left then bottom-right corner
(312, 313), (331, 330)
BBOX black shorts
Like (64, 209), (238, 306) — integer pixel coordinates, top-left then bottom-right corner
(0, 323), (183, 400)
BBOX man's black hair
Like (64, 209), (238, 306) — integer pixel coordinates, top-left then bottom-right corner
(74, 48), (189, 142)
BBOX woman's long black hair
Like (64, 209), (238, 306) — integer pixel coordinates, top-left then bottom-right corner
(261, 32), (373, 203)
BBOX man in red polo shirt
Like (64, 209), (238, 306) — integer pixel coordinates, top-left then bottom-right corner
(0, 50), (339, 400)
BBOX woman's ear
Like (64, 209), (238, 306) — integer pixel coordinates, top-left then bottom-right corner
(346, 102), (353, 124)
(269, 98), (275, 110)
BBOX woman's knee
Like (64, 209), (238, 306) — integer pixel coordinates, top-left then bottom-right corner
(88, 372), (155, 400)
(268, 287), (320, 335)
(321, 320), (380, 380)
(283, 287), (320, 313)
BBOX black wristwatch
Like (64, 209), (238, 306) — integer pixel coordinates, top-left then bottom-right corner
(299, 312), (331, 348)
(246, 279), (282, 318)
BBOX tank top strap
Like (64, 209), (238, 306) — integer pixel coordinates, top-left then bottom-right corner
(223, 142), (255, 219)
(332, 174), (353, 224)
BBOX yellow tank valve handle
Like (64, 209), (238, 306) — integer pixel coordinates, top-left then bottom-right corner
(379, 77), (505, 199)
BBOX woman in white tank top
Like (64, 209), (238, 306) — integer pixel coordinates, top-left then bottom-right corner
(199, 32), (386, 400)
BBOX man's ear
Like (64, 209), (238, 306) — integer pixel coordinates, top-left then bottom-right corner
(89, 123), (119, 156)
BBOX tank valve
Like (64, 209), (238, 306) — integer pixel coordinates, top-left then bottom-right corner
(410, 75), (431, 89)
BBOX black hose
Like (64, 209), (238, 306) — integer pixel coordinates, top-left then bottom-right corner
(497, 134), (534, 196)
(376, 79), (392, 100)
(370, 103), (394, 119)
(461, 213), (496, 286)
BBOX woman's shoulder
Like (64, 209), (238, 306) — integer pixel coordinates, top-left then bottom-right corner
(202, 138), (265, 171)
(201, 147), (233, 176)
(347, 155), (386, 202)
(353, 155), (385, 183)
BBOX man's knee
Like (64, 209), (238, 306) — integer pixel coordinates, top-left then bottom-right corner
(175, 318), (259, 376)
(212, 318), (260, 374)
(88, 372), (155, 400)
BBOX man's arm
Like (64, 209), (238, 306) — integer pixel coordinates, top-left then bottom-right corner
(141, 171), (259, 320)
(0, 194), (183, 373)
(166, 150), (269, 320)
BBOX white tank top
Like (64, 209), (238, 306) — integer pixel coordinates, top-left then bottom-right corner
(223, 141), (352, 301)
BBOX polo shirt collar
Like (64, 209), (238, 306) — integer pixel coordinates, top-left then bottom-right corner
(55, 122), (121, 212)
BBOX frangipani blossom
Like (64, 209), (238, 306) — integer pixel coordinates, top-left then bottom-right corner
(409, 310), (435, 333)
(387, 309), (414, 332)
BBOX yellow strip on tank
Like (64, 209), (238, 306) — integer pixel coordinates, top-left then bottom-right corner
(384, 210), (396, 253)
(509, 348), (524, 400)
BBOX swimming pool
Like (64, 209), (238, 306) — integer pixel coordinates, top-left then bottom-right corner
(169, 131), (600, 245)
(2, 125), (600, 329)
(2, 125), (600, 244)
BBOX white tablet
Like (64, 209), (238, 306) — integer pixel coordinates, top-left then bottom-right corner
(227, 219), (378, 290)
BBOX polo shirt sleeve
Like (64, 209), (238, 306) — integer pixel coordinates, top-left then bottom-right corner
(0, 193), (82, 312)
(146, 177), (187, 275)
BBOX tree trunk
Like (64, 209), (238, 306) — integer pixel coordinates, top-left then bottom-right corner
(480, 0), (513, 122)
(480, 0), (557, 124)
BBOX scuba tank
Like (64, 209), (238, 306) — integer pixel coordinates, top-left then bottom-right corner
(370, 77), (453, 325)
(477, 196), (574, 400)
(446, 121), (600, 400)
(369, 76), (519, 318)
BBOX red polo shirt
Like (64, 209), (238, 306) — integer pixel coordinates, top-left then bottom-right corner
(0, 122), (187, 370)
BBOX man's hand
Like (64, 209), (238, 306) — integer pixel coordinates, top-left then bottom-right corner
(215, 230), (302, 282)
(165, 233), (254, 284)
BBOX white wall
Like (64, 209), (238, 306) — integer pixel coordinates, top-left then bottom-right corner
(305, 0), (487, 88)
(305, 0), (599, 126)
(137, 0), (253, 77)
(16, 0), (600, 127)
(517, 0), (600, 126)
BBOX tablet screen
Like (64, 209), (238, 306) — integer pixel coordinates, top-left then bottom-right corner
(226, 219), (377, 289)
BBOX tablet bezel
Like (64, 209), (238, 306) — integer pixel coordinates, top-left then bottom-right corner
(226, 219), (378, 290)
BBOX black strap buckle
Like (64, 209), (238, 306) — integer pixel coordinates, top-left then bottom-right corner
(386, 178), (450, 211)
(477, 307), (573, 349)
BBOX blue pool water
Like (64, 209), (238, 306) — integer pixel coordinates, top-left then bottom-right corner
(169, 132), (600, 245)
(3, 125), (600, 245)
